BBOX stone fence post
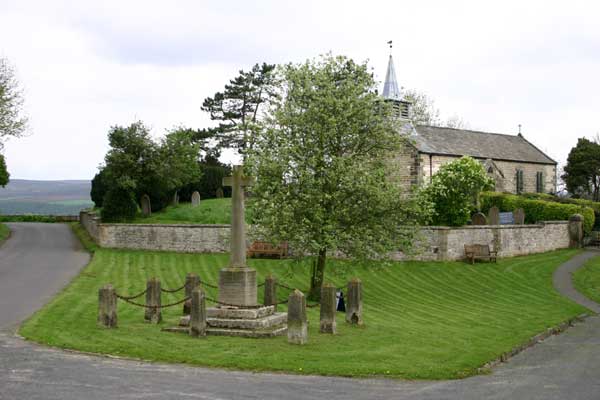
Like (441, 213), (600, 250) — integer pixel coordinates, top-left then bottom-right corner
(144, 277), (162, 323)
(320, 283), (336, 334)
(190, 287), (207, 337)
(264, 275), (277, 311)
(346, 278), (363, 325)
(98, 284), (117, 328)
(569, 214), (584, 249)
(287, 289), (307, 345)
(183, 273), (200, 315)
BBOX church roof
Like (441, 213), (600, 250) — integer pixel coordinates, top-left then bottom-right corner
(413, 125), (556, 165)
(382, 55), (403, 101)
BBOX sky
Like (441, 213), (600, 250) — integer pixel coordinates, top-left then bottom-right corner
(0, 0), (598, 180)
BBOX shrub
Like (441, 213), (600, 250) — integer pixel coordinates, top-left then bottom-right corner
(481, 192), (595, 234)
(521, 193), (600, 230)
(179, 164), (231, 201)
(101, 186), (138, 222)
(422, 156), (494, 226)
(91, 169), (109, 208)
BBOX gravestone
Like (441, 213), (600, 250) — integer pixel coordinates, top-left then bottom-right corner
(320, 283), (337, 334)
(346, 278), (363, 325)
(141, 194), (152, 216)
(471, 212), (487, 226)
(514, 208), (525, 225)
(499, 212), (515, 225)
(488, 206), (500, 225)
(215, 187), (224, 198)
(191, 191), (201, 206)
(287, 289), (308, 344)
(172, 191), (179, 206)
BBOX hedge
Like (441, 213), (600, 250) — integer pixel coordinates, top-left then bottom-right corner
(481, 192), (595, 234)
(520, 193), (600, 230)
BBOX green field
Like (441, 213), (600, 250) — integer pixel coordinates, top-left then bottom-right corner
(19, 245), (588, 380)
(573, 256), (600, 303)
(131, 198), (235, 224)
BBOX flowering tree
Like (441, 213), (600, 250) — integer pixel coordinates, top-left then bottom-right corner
(422, 156), (495, 226)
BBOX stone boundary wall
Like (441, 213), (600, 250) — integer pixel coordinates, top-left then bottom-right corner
(79, 211), (571, 260)
(391, 221), (570, 261)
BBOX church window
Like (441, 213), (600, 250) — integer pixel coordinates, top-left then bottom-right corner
(487, 167), (494, 174)
(515, 169), (524, 194)
(536, 172), (544, 193)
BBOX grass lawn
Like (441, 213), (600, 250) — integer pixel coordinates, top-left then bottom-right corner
(573, 256), (600, 303)
(0, 223), (9, 242)
(131, 198), (236, 224)
(19, 247), (588, 380)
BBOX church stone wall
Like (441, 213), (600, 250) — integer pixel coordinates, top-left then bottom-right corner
(389, 143), (421, 189)
(79, 211), (570, 261)
(417, 154), (556, 194)
(391, 221), (570, 261)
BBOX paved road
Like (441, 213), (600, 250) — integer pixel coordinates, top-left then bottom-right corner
(0, 226), (599, 400)
(0, 223), (89, 332)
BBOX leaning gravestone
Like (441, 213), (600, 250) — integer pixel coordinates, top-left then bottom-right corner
(141, 194), (152, 216)
(471, 212), (487, 225)
(514, 208), (525, 225)
(191, 191), (201, 206)
(215, 187), (224, 198)
(488, 206), (500, 225)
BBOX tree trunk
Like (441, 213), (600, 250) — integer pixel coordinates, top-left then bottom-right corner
(309, 248), (327, 301)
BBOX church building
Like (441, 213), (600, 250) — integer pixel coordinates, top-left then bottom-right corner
(383, 53), (557, 194)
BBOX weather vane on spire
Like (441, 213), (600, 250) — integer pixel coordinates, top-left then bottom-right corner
(387, 40), (393, 52)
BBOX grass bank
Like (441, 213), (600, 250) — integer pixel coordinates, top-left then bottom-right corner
(573, 256), (600, 303)
(131, 198), (235, 225)
(0, 223), (9, 242)
(19, 248), (587, 379)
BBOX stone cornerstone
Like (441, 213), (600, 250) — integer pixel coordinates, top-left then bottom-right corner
(79, 211), (571, 260)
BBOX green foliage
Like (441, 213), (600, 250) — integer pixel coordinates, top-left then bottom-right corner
(19, 248), (585, 379)
(132, 198), (236, 225)
(0, 154), (9, 187)
(521, 192), (600, 230)
(90, 169), (108, 208)
(97, 122), (202, 216)
(69, 222), (98, 252)
(481, 192), (595, 234)
(0, 214), (71, 222)
(562, 137), (600, 200)
(0, 57), (27, 142)
(202, 63), (278, 156)
(179, 164), (232, 201)
(248, 54), (430, 297)
(421, 156), (495, 226)
(0, 223), (9, 242)
(101, 184), (138, 222)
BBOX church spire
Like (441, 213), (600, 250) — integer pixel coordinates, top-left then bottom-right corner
(382, 53), (402, 102)
(382, 41), (411, 120)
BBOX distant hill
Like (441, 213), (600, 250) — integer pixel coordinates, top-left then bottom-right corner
(0, 179), (93, 215)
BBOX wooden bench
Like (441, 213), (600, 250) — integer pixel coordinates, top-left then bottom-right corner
(464, 244), (497, 264)
(247, 241), (289, 259)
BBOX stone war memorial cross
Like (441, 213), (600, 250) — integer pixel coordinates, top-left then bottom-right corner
(219, 165), (257, 306)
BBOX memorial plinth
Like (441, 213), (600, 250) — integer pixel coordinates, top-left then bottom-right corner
(205, 166), (287, 337)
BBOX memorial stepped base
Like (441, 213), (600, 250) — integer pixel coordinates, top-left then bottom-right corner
(168, 305), (288, 338)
